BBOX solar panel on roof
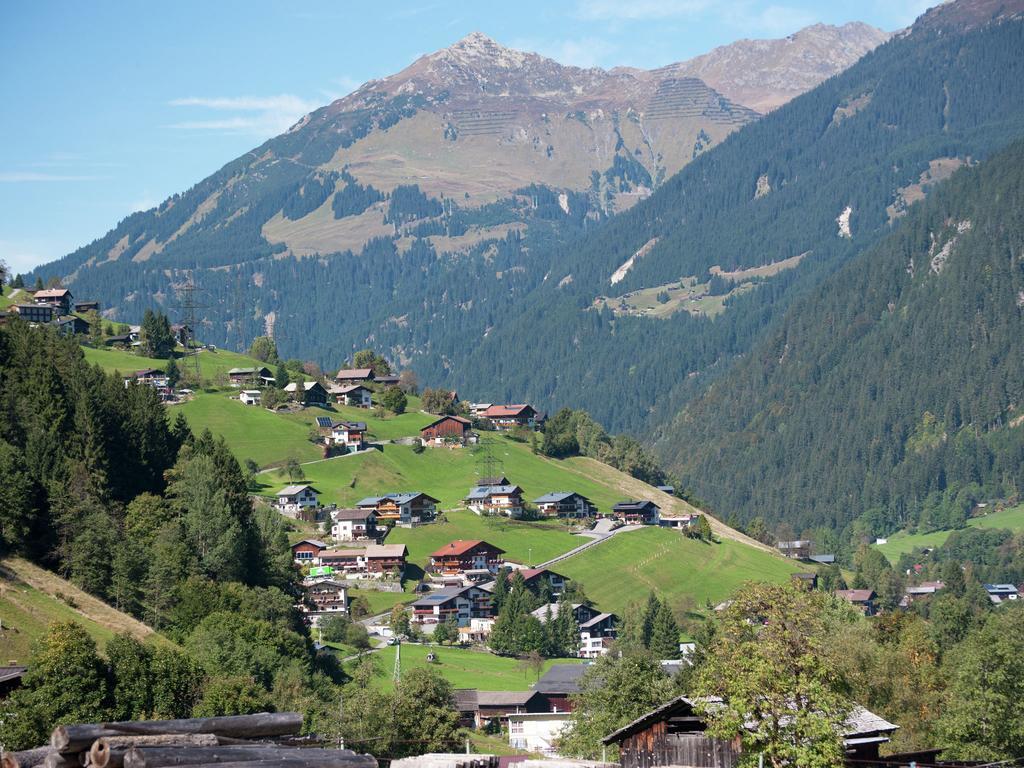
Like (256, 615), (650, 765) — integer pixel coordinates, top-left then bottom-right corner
(315, 416), (333, 428)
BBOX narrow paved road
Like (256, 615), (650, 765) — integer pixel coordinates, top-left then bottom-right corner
(534, 524), (641, 568)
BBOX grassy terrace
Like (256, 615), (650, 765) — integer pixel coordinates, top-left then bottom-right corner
(176, 391), (433, 468)
(81, 343), (271, 382)
(258, 436), (637, 512)
(875, 502), (1024, 562)
(346, 643), (586, 692)
(557, 526), (803, 616)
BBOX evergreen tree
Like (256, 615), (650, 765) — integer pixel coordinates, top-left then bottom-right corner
(648, 601), (681, 660)
(275, 363), (289, 389)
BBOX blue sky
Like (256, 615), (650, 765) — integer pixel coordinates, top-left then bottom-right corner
(0, 0), (934, 274)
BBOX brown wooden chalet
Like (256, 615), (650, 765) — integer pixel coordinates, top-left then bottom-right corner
(835, 589), (877, 616)
(420, 414), (473, 446)
(482, 404), (539, 430)
(430, 539), (506, 575)
(335, 367), (375, 383)
(602, 696), (899, 768)
(611, 500), (661, 525)
(291, 538), (327, 564)
(73, 300), (100, 313)
(356, 492), (438, 524)
(453, 689), (547, 729)
(284, 380), (329, 406)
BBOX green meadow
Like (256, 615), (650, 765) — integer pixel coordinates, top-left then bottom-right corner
(875, 503), (1024, 562)
(556, 526), (803, 616)
(81, 343), (269, 382)
(346, 643), (586, 691)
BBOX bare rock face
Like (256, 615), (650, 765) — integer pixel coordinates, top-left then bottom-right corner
(664, 22), (891, 113)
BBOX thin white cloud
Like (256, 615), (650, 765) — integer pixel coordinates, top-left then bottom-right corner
(0, 171), (102, 182)
(0, 238), (62, 273)
(168, 94), (321, 136)
(169, 95), (319, 113)
(575, 0), (710, 21)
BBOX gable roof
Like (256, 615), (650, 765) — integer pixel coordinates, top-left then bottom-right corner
(466, 485), (522, 500)
(331, 383), (371, 394)
(335, 367), (374, 379)
(533, 663), (591, 693)
(365, 544), (407, 558)
(227, 366), (271, 376)
(33, 288), (71, 299)
(412, 585), (475, 607)
(421, 415), (472, 431)
(477, 475), (510, 486)
(332, 420), (367, 430)
(291, 538), (327, 549)
(613, 500), (660, 512)
(602, 696), (898, 745)
(277, 484), (319, 496)
(835, 589), (876, 602)
(534, 491), (587, 504)
(332, 508), (375, 521)
(356, 491), (440, 506)
(484, 404), (535, 418)
(431, 539), (506, 558)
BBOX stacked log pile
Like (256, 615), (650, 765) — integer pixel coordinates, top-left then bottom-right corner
(1, 713), (376, 768)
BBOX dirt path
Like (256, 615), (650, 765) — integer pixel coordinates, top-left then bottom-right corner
(551, 455), (780, 555)
(1, 556), (161, 642)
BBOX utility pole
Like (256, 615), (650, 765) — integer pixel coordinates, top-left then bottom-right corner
(171, 272), (206, 382)
(393, 640), (401, 683)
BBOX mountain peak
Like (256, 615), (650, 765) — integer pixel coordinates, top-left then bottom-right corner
(430, 31), (531, 69)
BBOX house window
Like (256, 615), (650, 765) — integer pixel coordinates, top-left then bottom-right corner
(510, 721), (524, 735)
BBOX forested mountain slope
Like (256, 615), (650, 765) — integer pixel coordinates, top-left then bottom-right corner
(435, 0), (1024, 433)
(30, 26), (882, 374)
(658, 139), (1024, 538)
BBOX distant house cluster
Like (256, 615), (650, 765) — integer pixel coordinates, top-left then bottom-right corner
(291, 538), (408, 582)
(5, 288), (100, 336)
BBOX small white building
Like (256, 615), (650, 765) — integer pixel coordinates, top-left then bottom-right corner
(507, 712), (573, 756)
(276, 484), (320, 515)
(331, 509), (377, 542)
(240, 390), (262, 406)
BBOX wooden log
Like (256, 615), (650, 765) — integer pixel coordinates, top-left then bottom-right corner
(52, 715), (303, 754)
(160, 758), (376, 768)
(43, 753), (80, 768)
(3, 748), (52, 768)
(93, 737), (221, 753)
(124, 747), (365, 768)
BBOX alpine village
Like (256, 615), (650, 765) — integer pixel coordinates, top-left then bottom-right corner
(3, 1), (1024, 767)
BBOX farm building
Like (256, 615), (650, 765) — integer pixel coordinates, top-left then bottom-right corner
(430, 540), (506, 576)
(284, 380), (329, 406)
(465, 484), (524, 517)
(331, 384), (373, 408)
(420, 415), (474, 446)
(601, 696), (899, 768)
(533, 491), (596, 518)
(610, 500), (661, 525)
(356, 492), (439, 525)
(335, 367), (375, 383)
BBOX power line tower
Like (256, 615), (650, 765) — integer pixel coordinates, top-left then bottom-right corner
(473, 437), (505, 480)
(171, 273), (206, 382)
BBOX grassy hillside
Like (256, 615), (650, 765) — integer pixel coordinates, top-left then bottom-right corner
(81, 344), (276, 382)
(876, 503), (1024, 562)
(390, 510), (581, 569)
(259, 436), (669, 512)
(176, 391), (433, 468)
(0, 557), (170, 663)
(556, 527), (803, 616)
(348, 643), (586, 692)
(178, 391), (325, 467)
